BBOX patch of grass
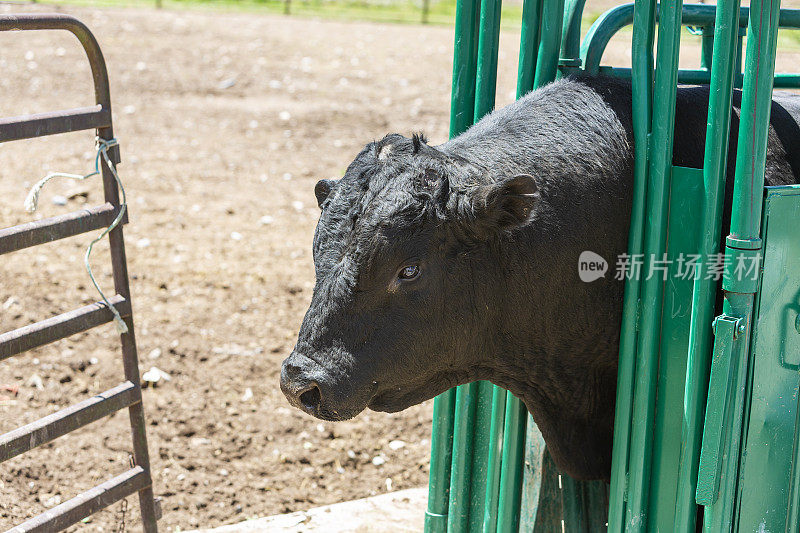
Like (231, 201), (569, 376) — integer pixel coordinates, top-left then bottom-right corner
(46, 0), (528, 27)
(779, 28), (800, 48)
(41, 0), (800, 52)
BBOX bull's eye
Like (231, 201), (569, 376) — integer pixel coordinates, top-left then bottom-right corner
(398, 265), (420, 281)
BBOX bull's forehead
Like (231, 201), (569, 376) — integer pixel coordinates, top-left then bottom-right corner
(313, 160), (433, 280)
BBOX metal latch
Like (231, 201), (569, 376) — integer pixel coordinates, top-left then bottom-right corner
(696, 315), (744, 505)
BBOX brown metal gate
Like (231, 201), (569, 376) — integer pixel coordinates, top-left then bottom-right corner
(0, 14), (159, 532)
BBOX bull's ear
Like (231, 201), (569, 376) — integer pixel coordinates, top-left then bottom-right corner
(472, 174), (539, 232)
(314, 179), (338, 208)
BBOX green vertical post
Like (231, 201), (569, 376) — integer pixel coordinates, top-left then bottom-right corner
(625, 0), (683, 528)
(517, 0), (544, 96)
(474, 4), (504, 530)
(496, 393), (527, 533)
(427, 391), (457, 532)
(495, 1), (567, 528)
(448, 382), (480, 531)
(448, 0), (504, 529)
(482, 387), (506, 533)
(701, 0), (782, 527)
(533, 0), (565, 87)
(490, 4), (544, 530)
(426, 1), (481, 530)
(700, 28), (714, 70)
(675, 0), (742, 528)
(449, 0), (481, 138)
(728, 1), (782, 242)
(560, 0), (587, 68)
(607, 0), (655, 527)
(474, 0), (502, 122)
(465, 381), (499, 530)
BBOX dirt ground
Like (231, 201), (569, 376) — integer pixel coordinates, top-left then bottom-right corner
(1, 3), (799, 532)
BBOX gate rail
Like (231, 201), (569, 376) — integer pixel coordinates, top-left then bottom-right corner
(0, 14), (158, 533)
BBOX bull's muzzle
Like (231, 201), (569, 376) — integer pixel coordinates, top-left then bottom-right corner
(280, 353), (324, 417)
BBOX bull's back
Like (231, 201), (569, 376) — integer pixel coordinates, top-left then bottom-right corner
(671, 85), (800, 186)
(582, 75), (800, 186)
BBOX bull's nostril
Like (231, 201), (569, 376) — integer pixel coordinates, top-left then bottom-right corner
(299, 385), (321, 410)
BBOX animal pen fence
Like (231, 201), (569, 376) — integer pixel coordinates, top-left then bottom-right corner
(0, 14), (159, 533)
(426, 0), (800, 531)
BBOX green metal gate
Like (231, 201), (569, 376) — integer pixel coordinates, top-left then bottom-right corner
(425, 0), (800, 531)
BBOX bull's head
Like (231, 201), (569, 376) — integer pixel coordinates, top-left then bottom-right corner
(280, 133), (538, 421)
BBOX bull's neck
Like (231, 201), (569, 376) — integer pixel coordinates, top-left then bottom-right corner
(477, 211), (621, 480)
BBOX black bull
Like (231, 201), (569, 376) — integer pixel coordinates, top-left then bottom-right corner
(281, 75), (800, 481)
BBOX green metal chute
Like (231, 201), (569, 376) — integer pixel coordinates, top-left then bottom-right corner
(426, 0), (800, 530)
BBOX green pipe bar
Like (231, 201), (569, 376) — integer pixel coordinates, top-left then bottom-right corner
(449, 0), (505, 528)
(481, 387), (505, 533)
(425, 0), (481, 529)
(674, 0), (743, 527)
(595, 67), (800, 89)
(473, 5), (505, 530)
(516, 0), (544, 95)
(495, 395), (527, 532)
(559, 0), (587, 69)
(728, 5), (783, 243)
(699, 27), (714, 69)
(474, 0), (503, 123)
(471, 1), (504, 524)
(426, 391), (456, 532)
(580, 3), (800, 76)
(533, 0), (566, 87)
(606, 0), (655, 525)
(701, 0), (783, 527)
(449, 0), (481, 137)
(448, 383), (481, 531)
(491, 3), (552, 528)
(625, 0), (685, 527)
(464, 382), (497, 530)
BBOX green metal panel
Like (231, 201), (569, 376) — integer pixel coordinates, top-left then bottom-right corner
(736, 186), (800, 531)
(647, 166), (704, 531)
